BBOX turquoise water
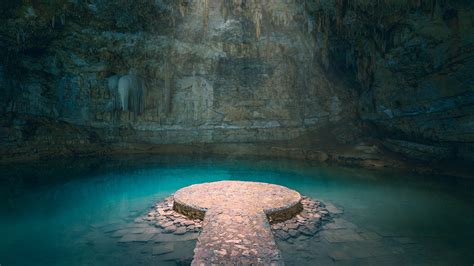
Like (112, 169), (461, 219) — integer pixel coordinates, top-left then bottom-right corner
(0, 155), (473, 265)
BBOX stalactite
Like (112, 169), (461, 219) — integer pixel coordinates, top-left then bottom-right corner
(203, 0), (209, 30)
(163, 61), (173, 114)
(179, 0), (187, 17)
(254, 9), (262, 40)
(431, 0), (438, 19)
(265, 30), (271, 58)
(220, 1), (229, 22)
(317, 13), (322, 33)
(322, 30), (329, 69)
(110, 70), (145, 119)
(107, 75), (121, 112)
(60, 14), (65, 25)
(233, 0), (243, 12)
(129, 75), (145, 119)
(307, 14), (314, 35)
(118, 77), (129, 112)
(335, 0), (347, 29)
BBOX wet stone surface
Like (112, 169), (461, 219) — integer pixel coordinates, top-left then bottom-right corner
(95, 202), (200, 265)
(146, 196), (203, 235)
(270, 196), (331, 243)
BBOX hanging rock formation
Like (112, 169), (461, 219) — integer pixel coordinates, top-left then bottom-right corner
(308, 0), (474, 162)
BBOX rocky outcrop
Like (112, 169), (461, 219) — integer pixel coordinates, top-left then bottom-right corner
(310, 0), (474, 162)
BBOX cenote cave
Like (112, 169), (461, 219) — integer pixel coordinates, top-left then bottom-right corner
(0, 0), (473, 265)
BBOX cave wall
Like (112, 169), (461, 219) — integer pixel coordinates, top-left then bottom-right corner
(0, 0), (357, 156)
(0, 0), (473, 164)
(310, 0), (474, 162)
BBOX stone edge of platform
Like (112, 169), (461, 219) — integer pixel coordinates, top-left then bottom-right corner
(265, 195), (303, 224)
(173, 192), (303, 224)
(173, 197), (207, 220)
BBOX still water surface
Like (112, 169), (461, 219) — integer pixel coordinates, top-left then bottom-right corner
(0, 155), (473, 265)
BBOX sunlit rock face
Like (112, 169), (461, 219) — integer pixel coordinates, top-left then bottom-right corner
(0, 0), (473, 164)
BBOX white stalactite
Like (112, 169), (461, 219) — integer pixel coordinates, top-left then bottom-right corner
(254, 9), (263, 40)
(109, 69), (145, 116)
(118, 76), (130, 112)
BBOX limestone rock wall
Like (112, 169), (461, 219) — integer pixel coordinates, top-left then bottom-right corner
(1, 0), (473, 164)
(0, 0), (356, 150)
(310, 0), (474, 162)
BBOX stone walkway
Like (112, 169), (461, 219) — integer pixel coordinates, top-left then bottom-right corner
(99, 189), (455, 265)
(173, 181), (303, 265)
(100, 183), (332, 265)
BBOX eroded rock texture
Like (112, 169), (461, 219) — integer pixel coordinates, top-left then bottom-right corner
(0, 0), (357, 160)
(0, 0), (473, 166)
(310, 0), (474, 162)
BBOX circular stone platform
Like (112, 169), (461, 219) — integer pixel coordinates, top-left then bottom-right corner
(172, 181), (303, 265)
(173, 181), (303, 222)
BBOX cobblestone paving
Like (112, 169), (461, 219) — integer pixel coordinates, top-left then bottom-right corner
(194, 209), (282, 265)
(271, 196), (331, 242)
(129, 181), (332, 265)
(146, 197), (203, 234)
(173, 181), (303, 265)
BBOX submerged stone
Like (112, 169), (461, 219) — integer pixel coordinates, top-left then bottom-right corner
(174, 227), (187, 235)
(118, 233), (154, 243)
(152, 243), (174, 255)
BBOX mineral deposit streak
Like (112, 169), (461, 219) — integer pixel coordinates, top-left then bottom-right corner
(172, 181), (303, 265)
